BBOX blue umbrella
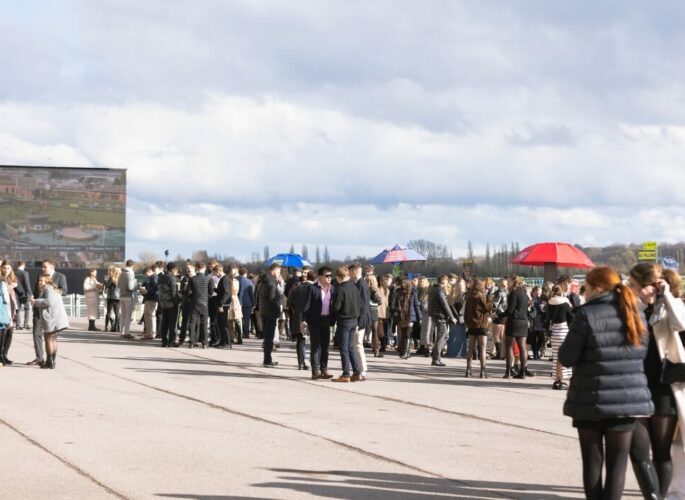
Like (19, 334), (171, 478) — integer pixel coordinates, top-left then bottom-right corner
(264, 253), (312, 268)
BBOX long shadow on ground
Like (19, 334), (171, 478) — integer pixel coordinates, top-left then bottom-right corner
(157, 468), (640, 499)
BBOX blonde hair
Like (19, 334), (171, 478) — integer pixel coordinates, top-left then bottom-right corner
(336, 266), (349, 280)
(509, 275), (524, 289)
(366, 274), (379, 291)
(109, 266), (122, 281)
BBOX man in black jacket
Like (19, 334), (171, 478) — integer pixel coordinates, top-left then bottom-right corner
(288, 270), (314, 370)
(258, 263), (284, 367)
(428, 276), (458, 367)
(214, 265), (233, 348)
(331, 266), (362, 382)
(158, 262), (180, 347)
(187, 262), (213, 348)
(177, 261), (195, 346)
(303, 266), (335, 380)
(14, 261), (32, 330)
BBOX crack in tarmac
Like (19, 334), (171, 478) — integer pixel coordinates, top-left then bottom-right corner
(0, 415), (130, 499)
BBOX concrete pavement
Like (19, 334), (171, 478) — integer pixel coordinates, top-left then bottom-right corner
(0, 319), (641, 499)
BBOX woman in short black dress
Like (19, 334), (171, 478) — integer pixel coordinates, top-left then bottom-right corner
(503, 275), (530, 379)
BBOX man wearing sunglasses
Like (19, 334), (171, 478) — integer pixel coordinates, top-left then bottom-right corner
(302, 266), (336, 380)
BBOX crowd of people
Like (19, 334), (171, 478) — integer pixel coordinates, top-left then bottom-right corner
(2, 257), (685, 498)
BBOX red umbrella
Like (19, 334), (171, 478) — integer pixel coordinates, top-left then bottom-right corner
(511, 242), (595, 283)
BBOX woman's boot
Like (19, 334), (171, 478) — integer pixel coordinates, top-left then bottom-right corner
(503, 357), (512, 379)
(465, 360), (472, 377)
(480, 365), (488, 379)
(631, 460), (662, 500)
(88, 319), (94, 331)
(0, 330), (5, 365)
(41, 355), (53, 369)
(2, 328), (13, 365)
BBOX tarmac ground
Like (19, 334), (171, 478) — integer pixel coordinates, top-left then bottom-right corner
(0, 318), (641, 499)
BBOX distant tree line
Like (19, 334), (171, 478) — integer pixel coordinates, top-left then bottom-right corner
(136, 241), (685, 277)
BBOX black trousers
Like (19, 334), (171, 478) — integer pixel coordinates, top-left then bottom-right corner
(188, 304), (209, 344)
(217, 309), (231, 346)
(208, 298), (219, 343)
(261, 314), (277, 364)
(309, 318), (331, 373)
(161, 305), (179, 346)
(155, 302), (162, 336)
(178, 301), (192, 343)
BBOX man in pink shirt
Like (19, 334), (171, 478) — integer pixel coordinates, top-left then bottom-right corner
(302, 266), (335, 380)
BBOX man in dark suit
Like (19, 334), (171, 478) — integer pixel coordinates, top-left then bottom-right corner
(14, 261), (32, 330)
(302, 266), (335, 379)
(158, 262), (180, 347)
(214, 265), (232, 348)
(287, 270), (314, 370)
(237, 267), (255, 339)
(27, 259), (68, 366)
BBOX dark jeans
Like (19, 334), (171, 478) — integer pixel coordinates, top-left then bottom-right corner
(242, 307), (253, 338)
(309, 317), (330, 373)
(161, 306), (179, 346)
(188, 304), (209, 344)
(431, 320), (448, 361)
(335, 318), (360, 377)
(261, 315), (278, 364)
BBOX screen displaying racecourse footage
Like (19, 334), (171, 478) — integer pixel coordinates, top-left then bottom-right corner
(0, 166), (126, 267)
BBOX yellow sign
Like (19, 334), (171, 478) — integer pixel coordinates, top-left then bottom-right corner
(638, 251), (657, 261)
(642, 241), (658, 251)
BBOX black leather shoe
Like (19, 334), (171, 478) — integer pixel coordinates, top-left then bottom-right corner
(263, 361), (279, 368)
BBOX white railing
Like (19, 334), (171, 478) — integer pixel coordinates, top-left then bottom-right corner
(63, 294), (144, 319)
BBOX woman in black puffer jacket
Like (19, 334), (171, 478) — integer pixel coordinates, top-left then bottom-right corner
(559, 266), (652, 500)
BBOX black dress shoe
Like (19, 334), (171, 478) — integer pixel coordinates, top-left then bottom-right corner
(263, 361), (279, 368)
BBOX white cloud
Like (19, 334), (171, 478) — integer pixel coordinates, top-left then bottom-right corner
(1, 1), (685, 260)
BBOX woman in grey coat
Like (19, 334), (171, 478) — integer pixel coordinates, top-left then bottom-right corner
(31, 274), (69, 369)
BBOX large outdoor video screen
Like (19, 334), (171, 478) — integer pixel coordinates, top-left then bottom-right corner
(0, 166), (126, 267)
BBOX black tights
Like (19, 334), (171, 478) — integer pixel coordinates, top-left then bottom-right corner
(505, 336), (527, 372)
(630, 415), (678, 496)
(578, 428), (633, 500)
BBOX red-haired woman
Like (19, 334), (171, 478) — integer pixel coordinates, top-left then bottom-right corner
(559, 266), (652, 500)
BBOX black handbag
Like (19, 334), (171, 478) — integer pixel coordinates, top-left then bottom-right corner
(661, 358), (685, 384)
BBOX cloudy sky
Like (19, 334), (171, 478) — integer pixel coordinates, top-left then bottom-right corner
(1, 1), (684, 261)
